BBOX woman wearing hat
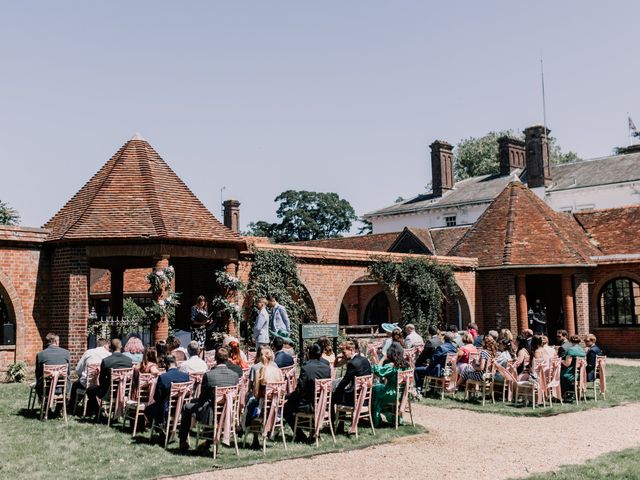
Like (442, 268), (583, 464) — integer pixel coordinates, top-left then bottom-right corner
(380, 323), (399, 356)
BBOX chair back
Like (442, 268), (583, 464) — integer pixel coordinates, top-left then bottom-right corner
(43, 364), (68, 411)
(247, 351), (257, 365)
(403, 348), (416, 369)
(85, 362), (101, 389)
(136, 373), (157, 405)
(349, 375), (373, 434)
(280, 365), (297, 394)
(189, 372), (204, 398)
(110, 367), (134, 418)
(205, 350), (217, 369)
(213, 385), (239, 446)
(468, 351), (480, 367)
(443, 353), (458, 379)
(546, 358), (562, 400)
(167, 381), (194, 431)
(575, 357), (587, 386)
(313, 378), (334, 437)
(262, 381), (287, 438)
(367, 343), (381, 364)
(595, 355), (607, 394)
(397, 368), (414, 414)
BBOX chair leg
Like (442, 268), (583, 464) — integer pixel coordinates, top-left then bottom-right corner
(328, 417), (336, 445)
(62, 398), (68, 424)
(369, 411), (375, 436)
(107, 401), (113, 427)
(280, 421), (288, 451)
(132, 411), (140, 437)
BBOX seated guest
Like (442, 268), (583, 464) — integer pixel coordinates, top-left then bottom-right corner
(498, 329), (514, 344)
(284, 343), (331, 440)
(144, 355), (190, 425)
(247, 346), (264, 393)
(447, 324), (463, 347)
(529, 335), (545, 367)
(584, 334), (604, 382)
(467, 322), (479, 341)
(457, 332), (477, 374)
(317, 336), (335, 364)
(123, 336), (145, 363)
(496, 339), (514, 367)
(332, 340), (372, 406)
(178, 348), (239, 451)
(381, 328), (404, 363)
(513, 334), (531, 375)
(556, 329), (572, 358)
(71, 337), (110, 406)
(167, 336), (188, 362)
(458, 336), (497, 386)
(244, 347), (283, 431)
(35, 332), (71, 399)
(155, 340), (168, 369)
(139, 346), (161, 376)
(414, 325), (443, 391)
(474, 329), (498, 348)
(228, 340), (248, 369)
(424, 332), (458, 378)
(371, 344), (407, 427)
(273, 336), (294, 368)
(179, 341), (208, 374)
(404, 324), (424, 349)
(282, 337), (296, 357)
(86, 339), (133, 415)
(560, 335), (587, 395)
(380, 323), (398, 356)
(523, 329), (534, 349)
(541, 335), (557, 362)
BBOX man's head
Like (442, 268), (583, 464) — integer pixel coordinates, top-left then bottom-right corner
(405, 324), (415, 334)
(446, 324), (458, 334)
(256, 297), (267, 309)
(187, 340), (200, 358)
(307, 342), (323, 360)
(96, 338), (108, 349)
(428, 325), (438, 336)
(267, 295), (277, 308)
(215, 347), (230, 364)
(556, 329), (568, 342)
(339, 341), (356, 360)
(488, 330), (499, 341)
(110, 338), (122, 352)
(523, 329), (533, 339)
(164, 355), (177, 368)
(272, 336), (284, 352)
(585, 333), (597, 347)
(443, 331), (456, 344)
(167, 335), (181, 351)
(45, 332), (59, 346)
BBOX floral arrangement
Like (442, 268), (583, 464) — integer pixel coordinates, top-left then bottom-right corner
(145, 265), (180, 331)
(214, 270), (245, 292)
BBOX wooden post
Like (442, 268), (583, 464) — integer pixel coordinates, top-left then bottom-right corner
(516, 274), (528, 333)
(561, 274), (576, 337)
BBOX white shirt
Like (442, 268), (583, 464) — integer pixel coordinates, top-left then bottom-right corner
(179, 355), (208, 374)
(76, 346), (111, 387)
(405, 331), (425, 349)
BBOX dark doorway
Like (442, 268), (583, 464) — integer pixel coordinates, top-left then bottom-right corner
(339, 304), (349, 325)
(525, 275), (563, 336)
(363, 292), (391, 327)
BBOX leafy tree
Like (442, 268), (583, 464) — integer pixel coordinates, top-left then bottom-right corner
(0, 200), (19, 226)
(454, 130), (581, 181)
(357, 217), (373, 235)
(123, 297), (146, 320)
(246, 190), (357, 243)
(369, 257), (458, 334)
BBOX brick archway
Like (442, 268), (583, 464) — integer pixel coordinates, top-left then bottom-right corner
(590, 269), (640, 328)
(0, 268), (26, 364)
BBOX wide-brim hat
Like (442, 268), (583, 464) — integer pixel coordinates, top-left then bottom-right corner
(381, 322), (399, 333)
(271, 329), (295, 345)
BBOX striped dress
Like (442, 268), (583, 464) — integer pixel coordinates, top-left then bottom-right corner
(461, 349), (492, 382)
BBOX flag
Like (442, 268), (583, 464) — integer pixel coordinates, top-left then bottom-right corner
(629, 116), (637, 132)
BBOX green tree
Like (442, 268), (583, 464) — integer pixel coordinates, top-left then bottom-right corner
(454, 130), (581, 181)
(123, 297), (146, 320)
(357, 217), (373, 235)
(0, 200), (19, 226)
(246, 190), (357, 243)
(369, 257), (458, 334)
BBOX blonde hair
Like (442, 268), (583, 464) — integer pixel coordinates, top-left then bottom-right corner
(586, 333), (597, 343)
(462, 332), (474, 345)
(257, 347), (283, 385)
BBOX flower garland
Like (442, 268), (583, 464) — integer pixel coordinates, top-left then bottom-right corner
(210, 269), (245, 325)
(145, 266), (181, 330)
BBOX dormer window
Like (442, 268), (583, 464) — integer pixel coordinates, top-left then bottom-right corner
(445, 215), (457, 227)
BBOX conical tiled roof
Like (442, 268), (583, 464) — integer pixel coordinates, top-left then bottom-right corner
(44, 136), (243, 245)
(449, 182), (600, 267)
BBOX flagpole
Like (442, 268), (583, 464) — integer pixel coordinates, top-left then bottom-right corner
(541, 56), (549, 157)
(629, 112), (633, 146)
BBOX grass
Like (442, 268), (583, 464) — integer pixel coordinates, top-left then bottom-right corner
(416, 364), (640, 417)
(517, 447), (640, 479)
(0, 382), (424, 480)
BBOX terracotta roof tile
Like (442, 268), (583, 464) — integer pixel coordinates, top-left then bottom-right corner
(44, 138), (242, 245)
(287, 232), (399, 251)
(574, 206), (640, 255)
(449, 182), (600, 267)
(429, 226), (471, 255)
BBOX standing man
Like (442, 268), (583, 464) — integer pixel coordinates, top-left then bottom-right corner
(253, 297), (270, 347)
(268, 295), (290, 335)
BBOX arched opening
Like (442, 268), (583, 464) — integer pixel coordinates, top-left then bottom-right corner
(339, 303), (349, 326)
(598, 277), (640, 326)
(443, 289), (472, 331)
(338, 276), (400, 329)
(0, 289), (15, 345)
(363, 291), (391, 327)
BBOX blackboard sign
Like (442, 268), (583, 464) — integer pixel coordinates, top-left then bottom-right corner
(301, 323), (339, 339)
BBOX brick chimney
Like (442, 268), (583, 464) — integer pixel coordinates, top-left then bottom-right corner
(498, 137), (526, 175)
(222, 199), (241, 233)
(524, 125), (552, 188)
(430, 140), (454, 197)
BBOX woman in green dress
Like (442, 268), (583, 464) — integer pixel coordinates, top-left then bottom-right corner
(371, 344), (407, 427)
(560, 334), (586, 394)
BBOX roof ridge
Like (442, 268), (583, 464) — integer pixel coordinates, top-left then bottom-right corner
(137, 141), (168, 237)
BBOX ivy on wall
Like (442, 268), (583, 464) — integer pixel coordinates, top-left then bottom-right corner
(145, 266), (181, 332)
(210, 269), (245, 325)
(368, 257), (459, 334)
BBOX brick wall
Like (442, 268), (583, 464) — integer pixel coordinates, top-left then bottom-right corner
(478, 270), (517, 333)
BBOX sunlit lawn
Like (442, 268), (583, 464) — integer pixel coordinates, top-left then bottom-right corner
(417, 364), (640, 417)
(0, 382), (424, 480)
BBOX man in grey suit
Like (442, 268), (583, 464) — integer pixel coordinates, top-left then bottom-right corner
(268, 295), (290, 334)
(253, 297), (270, 347)
(35, 332), (71, 398)
(179, 347), (240, 451)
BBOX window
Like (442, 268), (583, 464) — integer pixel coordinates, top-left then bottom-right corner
(0, 292), (15, 345)
(598, 278), (640, 326)
(445, 215), (457, 227)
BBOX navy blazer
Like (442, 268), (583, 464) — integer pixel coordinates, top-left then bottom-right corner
(154, 367), (190, 408)
(296, 359), (331, 404)
(98, 352), (133, 397)
(274, 350), (294, 368)
(334, 354), (372, 402)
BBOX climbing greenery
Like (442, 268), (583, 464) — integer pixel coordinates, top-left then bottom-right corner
(210, 269), (245, 325)
(145, 266), (181, 332)
(123, 297), (146, 320)
(245, 248), (312, 343)
(368, 257), (459, 334)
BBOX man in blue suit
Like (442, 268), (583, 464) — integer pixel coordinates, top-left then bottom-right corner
(268, 295), (290, 334)
(144, 355), (190, 425)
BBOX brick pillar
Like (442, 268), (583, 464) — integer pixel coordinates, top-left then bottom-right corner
(562, 274), (576, 336)
(152, 256), (170, 341)
(573, 272), (590, 335)
(226, 261), (238, 336)
(110, 266), (124, 320)
(50, 246), (89, 364)
(516, 274), (528, 333)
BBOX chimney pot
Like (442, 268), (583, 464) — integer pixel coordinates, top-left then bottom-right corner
(430, 140), (454, 197)
(498, 137), (526, 176)
(222, 199), (241, 233)
(524, 125), (552, 188)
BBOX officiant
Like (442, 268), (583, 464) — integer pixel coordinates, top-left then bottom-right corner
(190, 295), (211, 350)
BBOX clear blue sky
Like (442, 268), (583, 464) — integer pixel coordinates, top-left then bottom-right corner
(2, 1), (639, 231)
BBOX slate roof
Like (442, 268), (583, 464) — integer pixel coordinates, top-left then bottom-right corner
(574, 206), (640, 255)
(548, 152), (640, 191)
(449, 181), (601, 267)
(44, 136), (243, 245)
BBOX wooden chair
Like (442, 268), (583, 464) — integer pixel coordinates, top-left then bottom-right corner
(514, 362), (546, 409)
(465, 359), (496, 406)
(574, 357), (588, 404)
(293, 378), (336, 445)
(334, 375), (375, 437)
(403, 348), (416, 369)
(280, 365), (297, 395)
(123, 373), (157, 436)
(39, 364), (69, 422)
(593, 355), (607, 401)
(195, 385), (240, 459)
(546, 358), (563, 406)
(467, 351), (480, 368)
(73, 362), (101, 416)
(383, 369), (415, 429)
(97, 367), (134, 426)
(149, 380), (194, 448)
(189, 372), (204, 399)
(424, 353), (458, 399)
(236, 368), (250, 426)
(243, 381), (288, 455)
(493, 360), (518, 403)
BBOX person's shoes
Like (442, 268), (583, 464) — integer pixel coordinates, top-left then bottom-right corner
(179, 440), (190, 453)
(294, 432), (308, 443)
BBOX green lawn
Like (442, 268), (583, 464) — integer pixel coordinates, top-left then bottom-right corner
(0, 382), (424, 480)
(417, 364), (640, 417)
(519, 447), (640, 479)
